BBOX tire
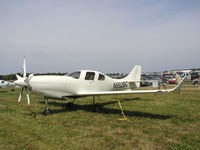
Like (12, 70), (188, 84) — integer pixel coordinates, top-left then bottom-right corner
(43, 107), (51, 115)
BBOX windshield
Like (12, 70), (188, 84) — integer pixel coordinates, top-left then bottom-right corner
(68, 71), (81, 79)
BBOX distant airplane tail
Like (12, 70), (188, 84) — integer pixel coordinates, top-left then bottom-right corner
(123, 65), (141, 88)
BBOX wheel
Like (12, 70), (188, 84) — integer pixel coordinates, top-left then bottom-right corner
(92, 104), (102, 112)
(43, 107), (51, 115)
(64, 102), (74, 109)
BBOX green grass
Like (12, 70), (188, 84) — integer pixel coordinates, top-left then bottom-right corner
(0, 87), (200, 150)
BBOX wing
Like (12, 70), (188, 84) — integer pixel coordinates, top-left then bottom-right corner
(77, 78), (186, 97)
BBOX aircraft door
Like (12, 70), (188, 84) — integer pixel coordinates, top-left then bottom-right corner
(83, 72), (96, 91)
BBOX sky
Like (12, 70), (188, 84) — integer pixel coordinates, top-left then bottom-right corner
(0, 0), (200, 74)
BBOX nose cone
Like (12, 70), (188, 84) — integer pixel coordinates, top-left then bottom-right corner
(14, 79), (27, 87)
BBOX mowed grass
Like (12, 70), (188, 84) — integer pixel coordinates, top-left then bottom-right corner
(0, 87), (200, 150)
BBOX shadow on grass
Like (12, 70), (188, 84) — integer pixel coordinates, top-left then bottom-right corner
(0, 90), (8, 93)
(37, 97), (171, 120)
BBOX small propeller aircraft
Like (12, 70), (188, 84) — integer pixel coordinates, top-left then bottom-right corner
(0, 80), (15, 88)
(14, 58), (185, 119)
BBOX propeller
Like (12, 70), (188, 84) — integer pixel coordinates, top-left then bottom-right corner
(14, 57), (33, 106)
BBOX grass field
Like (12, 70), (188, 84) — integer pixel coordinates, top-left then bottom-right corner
(0, 87), (200, 150)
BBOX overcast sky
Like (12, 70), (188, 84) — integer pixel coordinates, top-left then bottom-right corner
(0, 0), (200, 74)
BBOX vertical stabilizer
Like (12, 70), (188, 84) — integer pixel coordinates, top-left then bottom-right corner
(124, 65), (141, 88)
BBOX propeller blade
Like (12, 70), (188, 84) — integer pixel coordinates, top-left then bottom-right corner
(23, 56), (27, 78)
(27, 93), (30, 106)
(17, 93), (22, 103)
(25, 74), (34, 83)
(16, 74), (22, 80)
(17, 88), (24, 103)
(16, 57), (31, 107)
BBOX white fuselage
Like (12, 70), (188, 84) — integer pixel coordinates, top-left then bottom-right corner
(28, 70), (135, 99)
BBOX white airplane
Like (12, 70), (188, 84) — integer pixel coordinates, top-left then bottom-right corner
(14, 58), (185, 119)
(0, 80), (15, 88)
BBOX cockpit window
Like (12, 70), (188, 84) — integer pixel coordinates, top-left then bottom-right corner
(85, 72), (95, 80)
(68, 71), (81, 79)
(98, 74), (105, 80)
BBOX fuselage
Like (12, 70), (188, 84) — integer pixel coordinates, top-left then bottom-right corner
(27, 70), (136, 99)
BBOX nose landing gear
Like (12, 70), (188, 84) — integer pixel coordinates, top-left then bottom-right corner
(43, 98), (52, 115)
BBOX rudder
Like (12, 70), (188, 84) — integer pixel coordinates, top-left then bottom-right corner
(124, 65), (141, 88)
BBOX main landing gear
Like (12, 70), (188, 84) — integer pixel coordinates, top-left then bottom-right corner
(92, 96), (102, 112)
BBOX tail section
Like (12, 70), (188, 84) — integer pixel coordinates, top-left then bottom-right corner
(124, 65), (141, 88)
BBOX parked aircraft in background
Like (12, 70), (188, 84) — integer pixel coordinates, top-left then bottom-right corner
(0, 80), (15, 88)
(14, 58), (185, 119)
